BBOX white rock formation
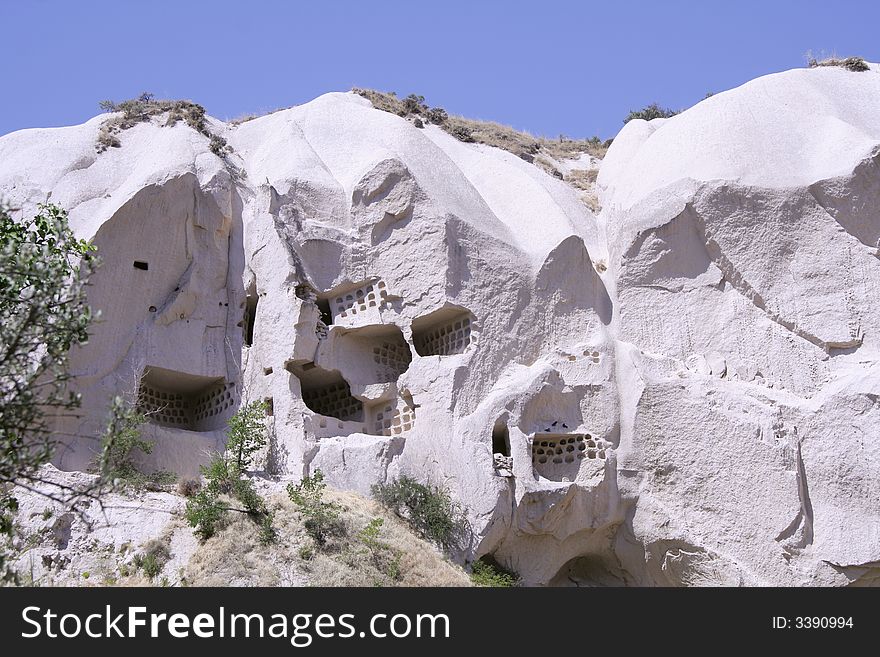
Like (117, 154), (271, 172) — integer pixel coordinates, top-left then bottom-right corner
(2, 64), (879, 586)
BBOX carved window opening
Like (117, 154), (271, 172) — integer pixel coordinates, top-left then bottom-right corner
(412, 307), (476, 357)
(289, 363), (364, 422)
(243, 292), (258, 347)
(136, 367), (235, 432)
(492, 420), (510, 457)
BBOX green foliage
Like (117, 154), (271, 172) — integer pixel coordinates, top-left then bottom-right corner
(0, 203), (97, 487)
(133, 539), (170, 580)
(624, 103), (679, 124)
(184, 488), (226, 541)
(356, 518), (402, 584)
(98, 396), (150, 478)
(96, 396), (174, 488)
(225, 399), (268, 475)
(184, 401), (273, 541)
(0, 202), (99, 583)
(201, 454), (233, 491)
(358, 517), (384, 549)
(371, 476), (468, 551)
(470, 558), (519, 587)
(0, 493), (19, 583)
(258, 511), (276, 545)
(287, 469), (344, 546)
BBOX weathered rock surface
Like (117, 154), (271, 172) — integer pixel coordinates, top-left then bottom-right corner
(2, 63), (880, 586)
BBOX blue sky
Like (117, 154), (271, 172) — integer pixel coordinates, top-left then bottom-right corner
(1, 0), (877, 139)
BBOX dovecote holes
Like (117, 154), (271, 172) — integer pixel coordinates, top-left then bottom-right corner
(334, 281), (388, 320)
(531, 433), (613, 481)
(413, 309), (475, 357)
(301, 382), (363, 422)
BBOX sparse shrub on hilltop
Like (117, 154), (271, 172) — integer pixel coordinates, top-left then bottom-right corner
(624, 102), (679, 124)
(352, 87), (608, 161)
(808, 55), (870, 72)
(96, 92), (232, 157)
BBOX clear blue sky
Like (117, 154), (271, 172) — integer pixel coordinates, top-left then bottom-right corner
(1, 0), (877, 139)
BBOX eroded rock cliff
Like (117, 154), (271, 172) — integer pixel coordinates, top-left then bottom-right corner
(2, 63), (879, 585)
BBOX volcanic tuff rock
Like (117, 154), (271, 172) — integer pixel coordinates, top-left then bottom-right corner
(2, 64), (880, 586)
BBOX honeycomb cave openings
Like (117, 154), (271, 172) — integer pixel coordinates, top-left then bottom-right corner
(327, 280), (391, 322)
(288, 362), (364, 422)
(412, 306), (476, 357)
(288, 362), (418, 437)
(531, 432), (613, 481)
(335, 324), (413, 384)
(136, 366), (236, 431)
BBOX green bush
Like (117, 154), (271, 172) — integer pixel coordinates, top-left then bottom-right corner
(184, 488), (226, 541)
(371, 476), (468, 551)
(98, 397), (151, 479)
(134, 539), (171, 580)
(96, 397), (175, 489)
(470, 558), (519, 587)
(287, 469), (344, 546)
(225, 399), (268, 475)
(184, 400), (273, 541)
(624, 103), (678, 123)
(357, 518), (402, 583)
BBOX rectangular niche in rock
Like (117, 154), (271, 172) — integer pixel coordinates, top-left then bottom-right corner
(412, 306), (476, 357)
(290, 363), (364, 422)
(530, 433), (613, 481)
(136, 366), (235, 432)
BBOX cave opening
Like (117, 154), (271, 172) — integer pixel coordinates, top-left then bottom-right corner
(316, 298), (333, 326)
(244, 292), (258, 347)
(136, 366), (234, 432)
(412, 307), (475, 357)
(492, 420), (510, 457)
(288, 362), (364, 422)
